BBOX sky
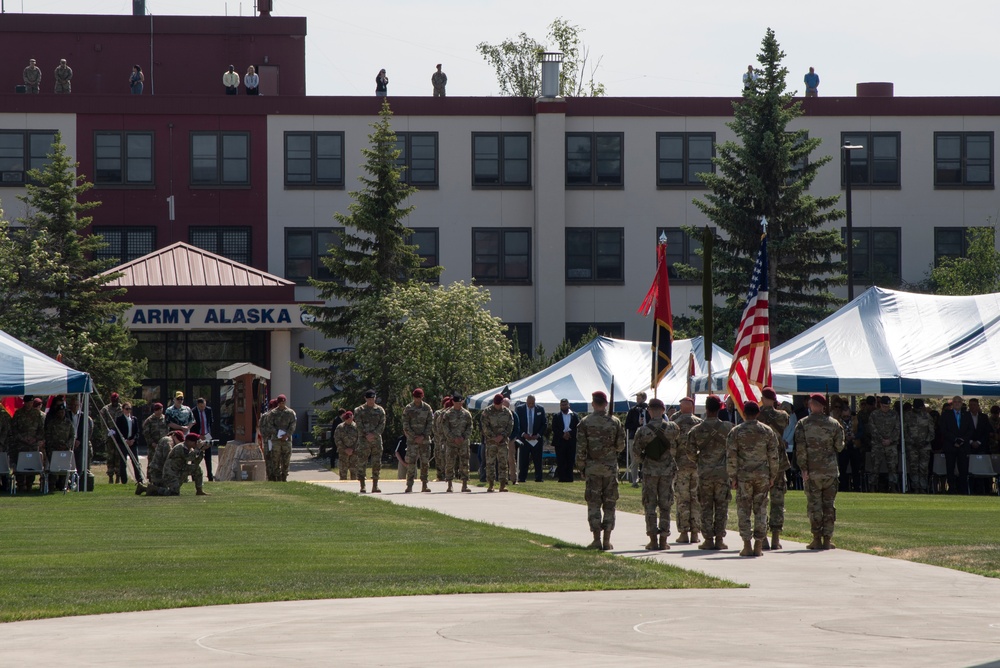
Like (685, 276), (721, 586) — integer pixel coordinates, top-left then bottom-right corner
(8, 0), (998, 98)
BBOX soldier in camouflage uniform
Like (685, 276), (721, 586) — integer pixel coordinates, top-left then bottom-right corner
(44, 402), (75, 490)
(334, 412), (364, 491)
(23, 59), (41, 94)
(142, 403), (169, 480)
(632, 398), (679, 550)
(258, 399), (278, 481)
(868, 395), (900, 492)
(138, 433), (209, 496)
(402, 388), (435, 493)
(432, 396), (452, 482)
(758, 387), (791, 550)
(726, 401), (779, 557)
(904, 398), (935, 494)
(795, 393), (846, 549)
(442, 393), (473, 492)
(269, 394), (298, 482)
(577, 391), (625, 551)
(100, 393), (125, 484)
(671, 396), (702, 544)
(54, 59), (73, 93)
(481, 393), (515, 493)
(354, 390), (385, 493)
(0, 404), (11, 491)
(12, 397), (45, 492)
(689, 395), (733, 550)
(145, 431), (182, 490)
(431, 64), (447, 97)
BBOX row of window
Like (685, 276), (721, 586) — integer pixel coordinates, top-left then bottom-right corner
(96, 226), (252, 265)
(846, 226), (989, 283)
(504, 322), (625, 355)
(2, 129), (992, 190)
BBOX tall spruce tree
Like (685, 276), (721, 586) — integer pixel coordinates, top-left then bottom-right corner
(0, 135), (146, 394)
(688, 28), (846, 346)
(298, 101), (442, 425)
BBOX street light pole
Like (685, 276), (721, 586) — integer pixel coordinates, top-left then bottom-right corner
(843, 141), (864, 301)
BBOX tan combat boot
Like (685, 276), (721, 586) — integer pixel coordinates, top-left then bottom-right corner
(822, 535), (836, 550)
(602, 529), (613, 551)
(461, 481), (471, 493)
(421, 480), (431, 493)
(371, 478), (381, 493)
(676, 531), (690, 544)
(196, 488), (209, 496)
(589, 531), (602, 549)
(645, 534), (659, 550)
(698, 536), (715, 550)
(499, 480), (508, 492)
(762, 536), (770, 550)
(771, 530), (782, 550)
(806, 532), (822, 550)
(715, 535), (728, 550)
(690, 531), (699, 545)
(753, 539), (763, 557)
(487, 481), (495, 492)
(446, 481), (453, 493)
(359, 481), (367, 494)
(739, 539), (753, 557)
(405, 476), (414, 493)
(659, 533), (670, 550)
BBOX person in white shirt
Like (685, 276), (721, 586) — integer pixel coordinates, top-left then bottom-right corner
(223, 65), (239, 95)
(244, 65), (260, 95)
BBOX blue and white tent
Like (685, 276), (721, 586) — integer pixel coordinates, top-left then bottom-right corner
(0, 329), (92, 396)
(770, 286), (1000, 396)
(469, 336), (732, 413)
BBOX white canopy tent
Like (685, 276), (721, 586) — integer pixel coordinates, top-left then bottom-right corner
(0, 329), (94, 492)
(469, 336), (732, 413)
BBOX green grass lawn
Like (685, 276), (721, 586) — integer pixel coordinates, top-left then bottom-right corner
(0, 481), (734, 622)
(508, 481), (1000, 578)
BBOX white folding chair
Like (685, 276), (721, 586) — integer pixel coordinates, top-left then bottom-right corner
(15, 451), (47, 494)
(968, 454), (997, 495)
(48, 450), (78, 494)
(931, 453), (948, 493)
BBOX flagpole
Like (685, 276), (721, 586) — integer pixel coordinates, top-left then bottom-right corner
(652, 321), (660, 399)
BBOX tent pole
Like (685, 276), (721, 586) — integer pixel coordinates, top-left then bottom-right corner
(898, 379), (907, 494)
(80, 387), (91, 493)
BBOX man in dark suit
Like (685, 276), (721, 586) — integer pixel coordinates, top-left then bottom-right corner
(114, 402), (142, 484)
(551, 398), (579, 482)
(515, 395), (547, 482)
(938, 395), (974, 494)
(192, 397), (216, 481)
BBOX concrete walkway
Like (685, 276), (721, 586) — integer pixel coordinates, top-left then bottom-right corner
(4, 453), (1000, 667)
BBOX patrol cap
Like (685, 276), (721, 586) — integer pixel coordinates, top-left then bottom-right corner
(591, 391), (608, 405)
(705, 395), (722, 411)
(809, 393), (827, 407)
(343, 411), (354, 420)
(743, 400), (760, 415)
(912, 398), (925, 409)
(647, 398), (665, 409)
(493, 393), (504, 405)
(152, 402), (163, 411)
(451, 392), (465, 403)
(761, 387), (777, 400)
(412, 388), (424, 398)
(879, 395), (891, 405)
(364, 389), (377, 399)
(679, 396), (694, 404)
(185, 432), (201, 442)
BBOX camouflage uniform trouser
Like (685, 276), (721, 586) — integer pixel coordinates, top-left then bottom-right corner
(355, 444), (382, 482)
(106, 441), (121, 482)
(272, 440), (292, 481)
(641, 474), (673, 536)
(405, 440), (431, 481)
(869, 441), (899, 488)
(337, 446), (357, 480)
(433, 442), (447, 480)
(736, 476), (770, 541)
(445, 441), (469, 482)
(907, 443), (931, 493)
(805, 475), (838, 536)
(585, 474), (619, 531)
(767, 473), (787, 531)
(483, 440), (509, 483)
(673, 467), (700, 533)
(699, 477), (731, 539)
(149, 466), (203, 495)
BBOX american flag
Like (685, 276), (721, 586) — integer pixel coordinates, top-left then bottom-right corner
(728, 231), (770, 417)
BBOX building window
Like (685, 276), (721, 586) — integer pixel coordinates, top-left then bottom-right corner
(285, 228), (341, 284)
(934, 132), (993, 188)
(657, 227), (706, 282)
(566, 228), (624, 283)
(407, 227), (440, 270)
(565, 322), (624, 345)
(656, 132), (714, 187)
(841, 132), (901, 187)
(504, 322), (533, 357)
(190, 226), (252, 265)
(94, 132), (153, 185)
(190, 132), (249, 186)
(843, 227), (901, 284)
(394, 132), (438, 186)
(284, 131), (344, 187)
(472, 132), (530, 187)
(0, 130), (57, 185)
(566, 132), (624, 187)
(93, 226), (156, 265)
(472, 228), (531, 284)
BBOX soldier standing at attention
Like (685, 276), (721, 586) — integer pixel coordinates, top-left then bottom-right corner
(671, 396), (703, 544)
(432, 396), (452, 482)
(258, 399), (278, 481)
(726, 401), (779, 557)
(402, 388), (435, 493)
(334, 412), (363, 491)
(758, 387), (790, 550)
(904, 398), (935, 493)
(481, 393), (515, 492)
(142, 403), (168, 480)
(632, 398), (679, 550)
(442, 393), (473, 493)
(101, 392), (126, 484)
(354, 390), (385, 493)
(795, 393), (846, 549)
(23, 59), (41, 94)
(431, 63), (448, 97)
(689, 395), (734, 550)
(868, 395), (901, 492)
(269, 394), (298, 482)
(577, 391), (625, 551)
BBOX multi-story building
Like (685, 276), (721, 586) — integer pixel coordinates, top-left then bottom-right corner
(2, 7), (997, 435)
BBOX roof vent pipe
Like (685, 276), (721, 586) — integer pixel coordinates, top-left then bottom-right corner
(539, 52), (563, 98)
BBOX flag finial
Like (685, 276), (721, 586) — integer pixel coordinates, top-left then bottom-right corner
(761, 217), (768, 235)
(658, 230), (668, 244)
